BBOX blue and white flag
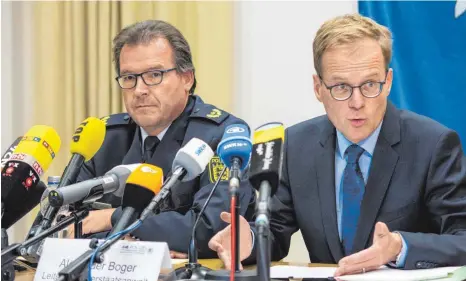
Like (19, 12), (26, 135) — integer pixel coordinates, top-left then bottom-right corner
(359, 1), (466, 145)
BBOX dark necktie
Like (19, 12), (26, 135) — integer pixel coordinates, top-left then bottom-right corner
(142, 136), (160, 163)
(341, 144), (365, 255)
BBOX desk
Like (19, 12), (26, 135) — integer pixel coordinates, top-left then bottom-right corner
(14, 260), (336, 281)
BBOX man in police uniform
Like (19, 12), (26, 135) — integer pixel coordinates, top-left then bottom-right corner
(73, 20), (256, 258)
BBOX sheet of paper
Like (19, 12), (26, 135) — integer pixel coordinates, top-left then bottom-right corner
(271, 265), (462, 280)
(338, 266), (462, 281)
(270, 265), (337, 278)
(171, 258), (188, 265)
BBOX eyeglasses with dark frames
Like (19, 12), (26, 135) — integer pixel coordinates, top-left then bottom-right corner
(115, 68), (177, 89)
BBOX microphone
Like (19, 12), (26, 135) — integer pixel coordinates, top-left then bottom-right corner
(249, 122), (285, 281)
(140, 138), (214, 220)
(204, 125), (255, 281)
(1, 136), (23, 217)
(1, 126), (61, 229)
(47, 164), (140, 207)
(1, 136), (22, 169)
(60, 117), (106, 187)
(218, 124), (252, 274)
(217, 124), (252, 191)
(109, 164), (163, 235)
(2, 181), (47, 230)
(249, 122), (284, 227)
(24, 117), (105, 261)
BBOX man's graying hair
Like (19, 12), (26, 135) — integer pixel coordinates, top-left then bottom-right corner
(113, 20), (197, 94)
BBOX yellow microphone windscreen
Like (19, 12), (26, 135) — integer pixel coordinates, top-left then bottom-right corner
(126, 164), (164, 194)
(70, 117), (106, 161)
(13, 125), (61, 175)
(253, 122), (285, 144)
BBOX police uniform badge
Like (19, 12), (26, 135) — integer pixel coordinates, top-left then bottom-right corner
(206, 109), (222, 119)
(208, 156), (230, 183)
(100, 113), (131, 127)
(190, 105), (229, 125)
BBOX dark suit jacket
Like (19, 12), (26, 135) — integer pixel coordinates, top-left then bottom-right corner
(248, 102), (466, 269)
(76, 95), (256, 257)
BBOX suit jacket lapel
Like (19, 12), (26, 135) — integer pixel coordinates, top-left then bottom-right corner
(352, 102), (401, 253)
(316, 117), (345, 262)
(122, 127), (144, 165)
(148, 133), (182, 178)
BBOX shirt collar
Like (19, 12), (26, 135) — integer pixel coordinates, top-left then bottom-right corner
(336, 120), (383, 159)
(140, 124), (170, 145)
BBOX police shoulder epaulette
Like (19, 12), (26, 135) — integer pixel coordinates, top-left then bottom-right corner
(100, 113), (132, 128)
(189, 104), (229, 125)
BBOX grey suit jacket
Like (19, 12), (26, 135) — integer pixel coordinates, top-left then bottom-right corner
(248, 102), (466, 269)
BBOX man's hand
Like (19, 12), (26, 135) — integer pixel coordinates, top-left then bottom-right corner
(334, 222), (403, 276)
(208, 212), (253, 270)
(170, 251), (188, 259)
(66, 208), (115, 238)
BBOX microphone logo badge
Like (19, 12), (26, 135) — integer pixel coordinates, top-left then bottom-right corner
(226, 126), (245, 134)
(195, 144), (207, 156)
(256, 143), (264, 156)
(23, 170), (37, 189)
(262, 141), (275, 170)
(10, 153), (26, 161)
(3, 162), (19, 176)
(141, 166), (157, 173)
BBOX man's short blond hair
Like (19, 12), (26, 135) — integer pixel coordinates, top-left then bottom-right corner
(313, 14), (392, 76)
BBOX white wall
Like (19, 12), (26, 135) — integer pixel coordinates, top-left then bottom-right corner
(1, 1), (34, 243)
(234, 1), (358, 262)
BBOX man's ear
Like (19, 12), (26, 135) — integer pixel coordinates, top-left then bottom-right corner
(313, 74), (323, 102)
(182, 70), (194, 94)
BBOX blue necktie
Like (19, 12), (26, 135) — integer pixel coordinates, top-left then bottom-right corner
(341, 144), (365, 255)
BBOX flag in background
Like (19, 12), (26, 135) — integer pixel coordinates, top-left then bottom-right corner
(359, 1), (466, 146)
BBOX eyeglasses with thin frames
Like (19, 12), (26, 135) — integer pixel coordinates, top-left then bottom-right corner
(319, 72), (389, 101)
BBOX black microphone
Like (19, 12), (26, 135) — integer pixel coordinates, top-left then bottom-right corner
(1, 136), (22, 169)
(2, 181), (47, 230)
(1, 136), (24, 218)
(108, 164), (163, 235)
(24, 117), (106, 262)
(1, 126), (61, 229)
(249, 122), (285, 281)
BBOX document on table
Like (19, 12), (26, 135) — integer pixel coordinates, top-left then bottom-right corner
(270, 265), (336, 278)
(270, 265), (464, 280)
(171, 258), (188, 266)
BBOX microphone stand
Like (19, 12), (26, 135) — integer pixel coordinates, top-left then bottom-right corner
(205, 160), (256, 281)
(1, 209), (89, 269)
(1, 228), (15, 281)
(255, 181), (272, 281)
(174, 167), (227, 280)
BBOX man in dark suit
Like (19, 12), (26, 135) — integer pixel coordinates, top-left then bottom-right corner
(67, 20), (256, 258)
(208, 14), (466, 274)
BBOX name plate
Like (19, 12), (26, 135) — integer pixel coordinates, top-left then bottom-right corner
(35, 238), (172, 281)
